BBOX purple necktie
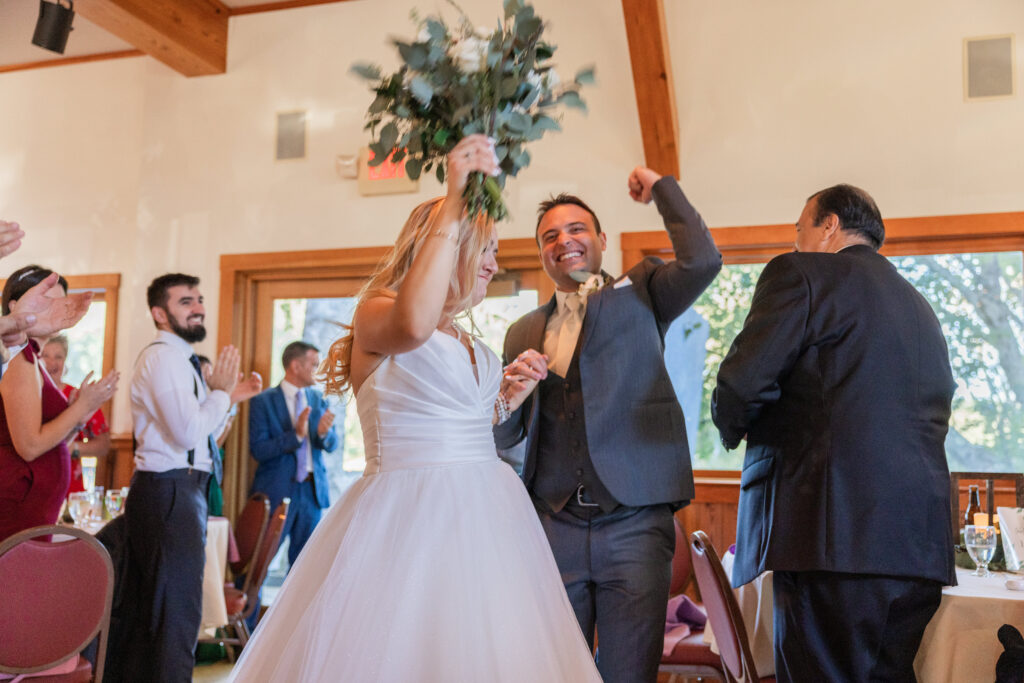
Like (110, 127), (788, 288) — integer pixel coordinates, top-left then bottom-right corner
(294, 389), (310, 481)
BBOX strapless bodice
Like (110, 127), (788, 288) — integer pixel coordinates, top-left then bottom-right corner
(356, 330), (501, 473)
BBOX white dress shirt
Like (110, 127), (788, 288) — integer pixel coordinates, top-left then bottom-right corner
(130, 330), (230, 473)
(280, 379), (313, 474)
(544, 289), (588, 377)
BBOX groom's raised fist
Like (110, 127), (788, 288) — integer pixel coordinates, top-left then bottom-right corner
(628, 166), (663, 204)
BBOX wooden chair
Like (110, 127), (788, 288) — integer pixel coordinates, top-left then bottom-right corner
(689, 531), (775, 683)
(659, 518), (725, 682)
(199, 497), (290, 660)
(949, 471), (1024, 541)
(0, 525), (114, 682)
(229, 493), (270, 577)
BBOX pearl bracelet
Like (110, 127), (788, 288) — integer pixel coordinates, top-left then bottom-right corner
(493, 392), (512, 425)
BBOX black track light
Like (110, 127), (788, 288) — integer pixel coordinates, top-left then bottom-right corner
(32, 0), (75, 55)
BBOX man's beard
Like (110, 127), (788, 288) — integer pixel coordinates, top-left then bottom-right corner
(168, 312), (206, 343)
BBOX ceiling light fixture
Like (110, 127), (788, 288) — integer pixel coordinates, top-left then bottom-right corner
(32, 0), (75, 55)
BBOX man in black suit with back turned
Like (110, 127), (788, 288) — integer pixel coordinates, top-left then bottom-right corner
(713, 184), (956, 682)
(495, 166), (722, 683)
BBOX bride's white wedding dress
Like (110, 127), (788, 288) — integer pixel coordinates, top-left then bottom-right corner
(229, 331), (602, 682)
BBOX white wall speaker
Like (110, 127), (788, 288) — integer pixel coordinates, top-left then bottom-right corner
(964, 35), (1015, 101)
(276, 110), (307, 160)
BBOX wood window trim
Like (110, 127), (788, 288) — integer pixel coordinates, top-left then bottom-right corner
(624, 210), (1024, 491)
(622, 210), (1024, 266)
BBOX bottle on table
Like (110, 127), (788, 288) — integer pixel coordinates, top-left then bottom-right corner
(964, 484), (983, 528)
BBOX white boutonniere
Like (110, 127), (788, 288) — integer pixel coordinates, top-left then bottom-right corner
(570, 271), (605, 299)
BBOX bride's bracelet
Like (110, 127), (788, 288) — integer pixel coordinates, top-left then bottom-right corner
(493, 392), (512, 425)
(429, 228), (459, 244)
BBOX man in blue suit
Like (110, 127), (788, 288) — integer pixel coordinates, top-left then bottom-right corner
(249, 341), (339, 570)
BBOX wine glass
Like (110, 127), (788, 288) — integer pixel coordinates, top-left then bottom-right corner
(965, 525), (998, 577)
(105, 488), (125, 517)
(67, 492), (92, 529)
(89, 486), (105, 523)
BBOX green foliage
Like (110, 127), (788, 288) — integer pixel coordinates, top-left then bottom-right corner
(352, 1), (593, 222)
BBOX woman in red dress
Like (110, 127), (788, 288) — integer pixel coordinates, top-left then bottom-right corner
(39, 334), (112, 495)
(0, 266), (118, 541)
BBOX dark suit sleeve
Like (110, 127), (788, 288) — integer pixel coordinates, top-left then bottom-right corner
(493, 327), (528, 449)
(712, 254), (810, 449)
(249, 393), (301, 463)
(644, 177), (723, 323)
(311, 394), (340, 453)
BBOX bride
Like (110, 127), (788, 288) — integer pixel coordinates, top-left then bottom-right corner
(229, 134), (602, 682)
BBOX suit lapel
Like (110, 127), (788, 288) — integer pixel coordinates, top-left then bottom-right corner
(577, 270), (613, 356)
(271, 386), (292, 433)
(524, 296), (556, 354)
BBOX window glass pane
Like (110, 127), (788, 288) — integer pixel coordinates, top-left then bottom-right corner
(470, 290), (539, 358)
(893, 252), (1024, 473)
(270, 297), (360, 505)
(666, 263), (764, 470)
(667, 251), (1024, 473)
(62, 301), (106, 388)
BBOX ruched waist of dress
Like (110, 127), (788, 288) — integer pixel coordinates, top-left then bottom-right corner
(361, 427), (499, 475)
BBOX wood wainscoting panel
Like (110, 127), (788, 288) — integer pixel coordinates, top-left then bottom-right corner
(108, 433), (135, 489)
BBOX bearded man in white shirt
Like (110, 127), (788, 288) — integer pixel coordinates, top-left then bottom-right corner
(104, 273), (261, 683)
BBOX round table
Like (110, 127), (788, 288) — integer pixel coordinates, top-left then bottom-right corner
(914, 567), (1024, 683)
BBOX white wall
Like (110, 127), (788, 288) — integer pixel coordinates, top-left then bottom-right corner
(0, 0), (1021, 429)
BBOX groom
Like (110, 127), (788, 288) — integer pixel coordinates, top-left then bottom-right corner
(494, 166), (721, 682)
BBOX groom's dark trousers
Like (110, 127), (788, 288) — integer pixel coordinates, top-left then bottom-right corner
(496, 177), (722, 683)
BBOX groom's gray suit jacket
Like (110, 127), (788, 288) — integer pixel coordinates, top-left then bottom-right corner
(494, 178), (722, 508)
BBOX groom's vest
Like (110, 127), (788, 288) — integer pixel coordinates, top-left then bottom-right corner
(529, 349), (618, 514)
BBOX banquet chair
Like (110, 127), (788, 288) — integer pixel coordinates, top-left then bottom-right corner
(0, 525), (114, 682)
(200, 497), (290, 660)
(689, 531), (775, 683)
(659, 519), (725, 682)
(949, 471), (1024, 541)
(229, 493), (270, 577)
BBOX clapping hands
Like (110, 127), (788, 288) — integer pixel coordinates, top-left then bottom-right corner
(3, 273), (93, 347)
(73, 370), (120, 414)
(207, 345), (263, 404)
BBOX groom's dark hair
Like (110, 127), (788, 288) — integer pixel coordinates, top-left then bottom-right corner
(535, 194), (603, 243)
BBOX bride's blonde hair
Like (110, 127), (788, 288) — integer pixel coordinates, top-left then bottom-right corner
(320, 197), (493, 396)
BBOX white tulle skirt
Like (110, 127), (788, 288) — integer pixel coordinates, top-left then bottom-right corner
(228, 459), (602, 682)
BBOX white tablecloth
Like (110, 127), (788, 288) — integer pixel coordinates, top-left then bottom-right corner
(702, 551), (775, 677)
(914, 567), (1024, 683)
(201, 516), (231, 632)
(70, 516), (230, 634)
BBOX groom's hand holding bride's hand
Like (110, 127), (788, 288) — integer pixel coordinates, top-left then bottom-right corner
(501, 349), (548, 411)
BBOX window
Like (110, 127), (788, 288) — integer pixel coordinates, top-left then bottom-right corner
(623, 212), (1024, 473)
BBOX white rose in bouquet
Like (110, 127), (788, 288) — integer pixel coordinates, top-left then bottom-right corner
(452, 34), (490, 74)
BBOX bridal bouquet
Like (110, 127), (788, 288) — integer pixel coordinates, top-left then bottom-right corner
(352, 0), (594, 221)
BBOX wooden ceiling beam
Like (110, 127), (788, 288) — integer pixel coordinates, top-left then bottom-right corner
(75, 0), (229, 77)
(621, 0), (680, 178)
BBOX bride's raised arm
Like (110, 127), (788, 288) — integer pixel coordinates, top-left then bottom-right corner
(353, 134), (499, 358)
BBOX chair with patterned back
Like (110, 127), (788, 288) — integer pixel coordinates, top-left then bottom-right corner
(229, 493), (270, 577)
(690, 530), (775, 683)
(200, 497), (290, 660)
(0, 525), (114, 682)
(659, 518), (725, 682)
(950, 471), (1024, 541)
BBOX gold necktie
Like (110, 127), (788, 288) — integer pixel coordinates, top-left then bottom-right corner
(549, 293), (584, 377)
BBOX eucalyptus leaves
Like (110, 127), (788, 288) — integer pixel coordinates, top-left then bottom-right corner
(352, 0), (594, 221)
